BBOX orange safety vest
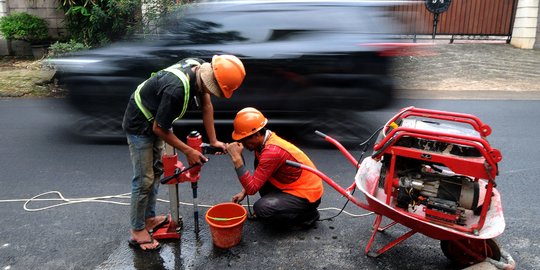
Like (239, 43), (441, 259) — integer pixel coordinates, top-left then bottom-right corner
(263, 133), (323, 203)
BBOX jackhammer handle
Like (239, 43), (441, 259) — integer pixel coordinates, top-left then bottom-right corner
(201, 143), (223, 155)
(160, 174), (177, 184)
(160, 164), (200, 184)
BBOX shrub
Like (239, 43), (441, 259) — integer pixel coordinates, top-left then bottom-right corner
(0, 12), (49, 43)
(61, 0), (140, 47)
(48, 40), (90, 56)
(60, 0), (188, 47)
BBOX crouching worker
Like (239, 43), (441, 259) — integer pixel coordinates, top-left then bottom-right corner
(123, 55), (246, 251)
(226, 107), (323, 229)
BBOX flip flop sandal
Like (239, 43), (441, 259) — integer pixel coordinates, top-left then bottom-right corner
(128, 236), (161, 251)
(149, 214), (171, 233)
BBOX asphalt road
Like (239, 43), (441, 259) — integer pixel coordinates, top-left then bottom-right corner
(1, 98), (539, 270)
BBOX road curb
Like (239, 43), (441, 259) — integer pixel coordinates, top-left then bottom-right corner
(396, 89), (540, 100)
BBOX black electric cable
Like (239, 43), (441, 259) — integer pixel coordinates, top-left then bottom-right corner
(318, 126), (384, 221)
(238, 154), (256, 219)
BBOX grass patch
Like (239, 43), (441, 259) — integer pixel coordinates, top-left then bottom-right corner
(0, 56), (65, 98)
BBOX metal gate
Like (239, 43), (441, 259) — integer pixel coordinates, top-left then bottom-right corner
(391, 0), (519, 42)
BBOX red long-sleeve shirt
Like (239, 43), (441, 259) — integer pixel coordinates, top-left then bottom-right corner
(238, 144), (302, 195)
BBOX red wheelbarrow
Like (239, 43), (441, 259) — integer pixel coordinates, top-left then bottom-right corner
(287, 107), (505, 268)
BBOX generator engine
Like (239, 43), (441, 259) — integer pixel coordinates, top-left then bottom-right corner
(395, 165), (480, 225)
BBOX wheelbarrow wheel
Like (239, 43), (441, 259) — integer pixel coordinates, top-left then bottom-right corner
(440, 238), (501, 267)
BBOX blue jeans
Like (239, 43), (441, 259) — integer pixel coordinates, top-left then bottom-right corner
(127, 134), (164, 231)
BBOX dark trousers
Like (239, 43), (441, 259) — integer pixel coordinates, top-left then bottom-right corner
(253, 182), (321, 227)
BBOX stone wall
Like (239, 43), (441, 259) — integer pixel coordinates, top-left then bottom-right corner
(7, 0), (66, 38)
(0, 0), (65, 56)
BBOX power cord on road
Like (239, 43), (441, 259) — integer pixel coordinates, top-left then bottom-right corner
(0, 190), (372, 218)
(2, 130), (384, 217)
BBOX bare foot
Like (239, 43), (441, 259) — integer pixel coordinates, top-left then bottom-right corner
(145, 215), (169, 232)
(129, 229), (160, 250)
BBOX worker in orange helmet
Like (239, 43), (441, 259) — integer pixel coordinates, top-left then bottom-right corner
(123, 55), (246, 251)
(226, 107), (323, 229)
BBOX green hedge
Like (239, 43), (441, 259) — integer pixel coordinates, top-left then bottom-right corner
(0, 12), (49, 43)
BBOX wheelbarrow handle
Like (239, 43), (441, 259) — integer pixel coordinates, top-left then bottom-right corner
(314, 130), (359, 168)
(285, 159), (370, 211)
(285, 160), (302, 168)
(315, 130), (327, 138)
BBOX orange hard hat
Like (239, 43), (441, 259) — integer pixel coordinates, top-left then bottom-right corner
(212, 55), (246, 98)
(232, 107), (268, 141)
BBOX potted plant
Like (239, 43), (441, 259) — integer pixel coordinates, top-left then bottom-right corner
(0, 12), (50, 58)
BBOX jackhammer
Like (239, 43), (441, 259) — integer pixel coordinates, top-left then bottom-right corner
(153, 130), (221, 240)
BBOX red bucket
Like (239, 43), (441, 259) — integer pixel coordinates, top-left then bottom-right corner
(205, 202), (247, 249)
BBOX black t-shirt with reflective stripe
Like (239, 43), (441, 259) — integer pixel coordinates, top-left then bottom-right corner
(122, 58), (203, 136)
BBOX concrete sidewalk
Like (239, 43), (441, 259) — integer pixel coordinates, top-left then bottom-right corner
(393, 42), (540, 100)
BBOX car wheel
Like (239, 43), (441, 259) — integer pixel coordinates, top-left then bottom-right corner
(70, 113), (125, 140)
(297, 109), (379, 149)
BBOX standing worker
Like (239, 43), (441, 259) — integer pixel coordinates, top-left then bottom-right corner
(123, 55), (246, 251)
(226, 107), (323, 229)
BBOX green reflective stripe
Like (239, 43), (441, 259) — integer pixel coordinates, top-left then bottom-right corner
(134, 66), (191, 122)
(163, 66), (190, 120)
(134, 80), (154, 121)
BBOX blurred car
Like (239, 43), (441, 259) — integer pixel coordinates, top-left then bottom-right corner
(48, 0), (411, 142)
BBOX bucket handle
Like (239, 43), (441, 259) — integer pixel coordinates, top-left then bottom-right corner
(207, 213), (247, 221)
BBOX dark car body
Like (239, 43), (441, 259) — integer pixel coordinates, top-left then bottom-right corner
(49, 0), (409, 141)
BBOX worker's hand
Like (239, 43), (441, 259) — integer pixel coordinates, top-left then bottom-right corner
(210, 141), (227, 155)
(226, 142), (244, 158)
(226, 142), (244, 168)
(185, 148), (208, 166)
(232, 189), (247, 204)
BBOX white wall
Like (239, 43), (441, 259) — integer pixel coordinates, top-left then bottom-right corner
(511, 0), (540, 49)
(536, 4), (540, 49)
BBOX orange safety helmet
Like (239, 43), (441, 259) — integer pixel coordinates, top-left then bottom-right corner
(232, 107), (268, 141)
(212, 55), (246, 98)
